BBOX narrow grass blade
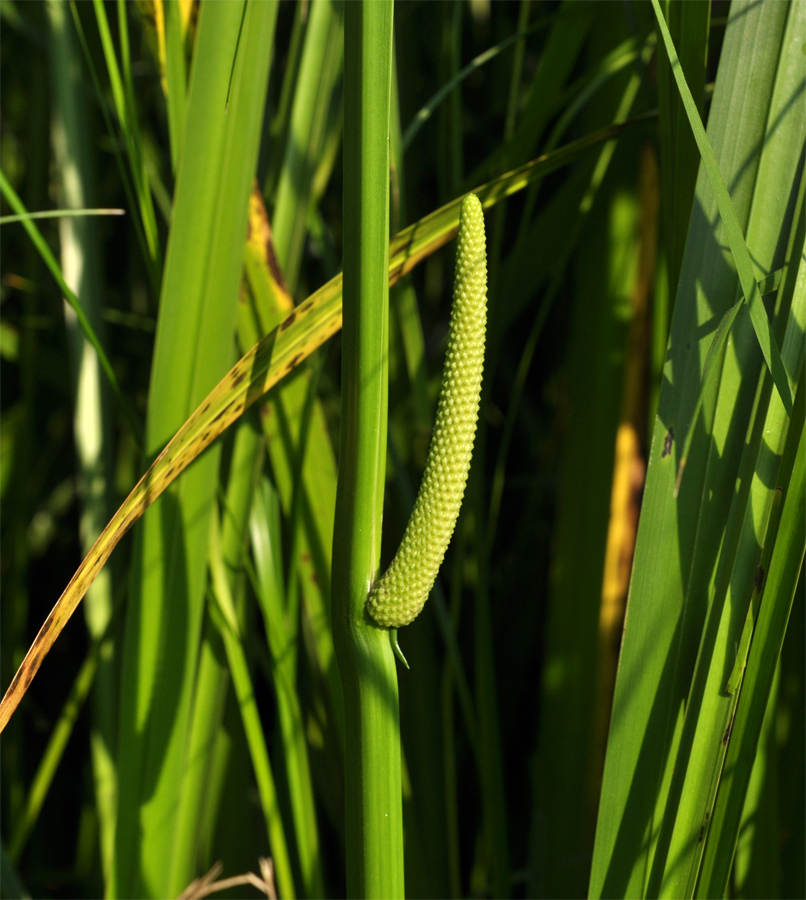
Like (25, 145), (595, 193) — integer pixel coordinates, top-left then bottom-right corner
(590, 4), (798, 896)
(673, 298), (741, 497)
(124, 1), (188, 172)
(7, 634), (100, 862)
(47, 0), (118, 877)
(262, 0), (308, 203)
(695, 171), (806, 893)
(207, 509), (296, 900)
(272, 0), (343, 295)
(161, 0), (190, 170)
(239, 189), (343, 744)
(651, 0), (793, 416)
(91, 0), (160, 266)
(251, 478), (324, 899)
(169, 414), (263, 891)
(542, 35), (646, 156)
(647, 10), (805, 893)
(0, 170), (143, 446)
(392, 116), (653, 283)
(469, 0), (594, 183)
(655, 0), (709, 305)
(675, 258), (801, 499)
(67, 0), (156, 286)
(113, 2), (277, 895)
(163, 0), (189, 169)
(730, 660), (781, 896)
(403, 18), (547, 152)
(0, 208), (124, 224)
(697, 373), (805, 897)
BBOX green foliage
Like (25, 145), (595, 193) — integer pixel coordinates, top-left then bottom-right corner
(1, 2), (802, 898)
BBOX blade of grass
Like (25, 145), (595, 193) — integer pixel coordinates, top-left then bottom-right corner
(731, 660), (781, 896)
(250, 476), (324, 899)
(589, 4), (795, 895)
(651, 0), (793, 416)
(47, 0), (118, 879)
(697, 370), (805, 897)
(249, 0), (348, 773)
(239, 189), (344, 747)
(466, 0), (594, 184)
(655, 0), (709, 308)
(402, 17), (547, 152)
(776, 562), (806, 897)
(112, 2), (277, 895)
(442, 0), (463, 198)
(162, 0), (189, 171)
(91, 0), (160, 268)
(207, 507), (296, 900)
(646, 10), (805, 892)
(508, 31), (650, 263)
(706, 169), (806, 883)
(169, 413), (264, 892)
(127, 0), (188, 173)
(263, 0), (308, 204)
(0, 208), (124, 224)
(7, 622), (104, 863)
(504, 0), (532, 142)
(674, 265), (798, 502)
(67, 1), (157, 288)
(496, 38), (652, 494)
(0, 170), (143, 447)
(393, 116), (654, 283)
(672, 297), (742, 497)
(272, 0), (343, 295)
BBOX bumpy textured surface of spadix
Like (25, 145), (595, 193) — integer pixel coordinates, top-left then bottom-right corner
(368, 193), (487, 628)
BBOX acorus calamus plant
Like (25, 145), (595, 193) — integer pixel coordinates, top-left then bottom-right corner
(3, 2), (804, 897)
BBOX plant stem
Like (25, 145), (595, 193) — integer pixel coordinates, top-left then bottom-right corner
(332, 2), (402, 898)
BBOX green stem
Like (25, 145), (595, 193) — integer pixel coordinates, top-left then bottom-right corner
(332, 3), (402, 898)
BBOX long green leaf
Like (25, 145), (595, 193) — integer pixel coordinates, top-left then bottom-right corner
(590, 4), (799, 896)
(651, 0), (793, 416)
(112, 3), (277, 896)
(0, 171), (142, 446)
(0, 208), (124, 224)
(272, 0), (343, 295)
(402, 17), (548, 151)
(46, 0), (118, 879)
(655, 0), (709, 308)
(648, 9), (806, 893)
(91, 0), (160, 267)
(697, 373), (805, 897)
(250, 477), (323, 899)
(207, 506), (296, 899)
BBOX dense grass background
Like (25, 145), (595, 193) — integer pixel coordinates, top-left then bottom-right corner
(1, 1), (803, 898)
